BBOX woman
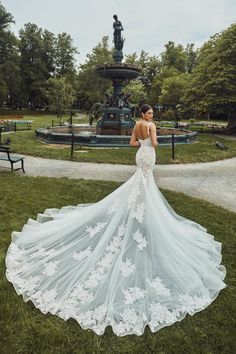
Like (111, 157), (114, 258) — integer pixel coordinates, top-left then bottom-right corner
(5, 104), (226, 336)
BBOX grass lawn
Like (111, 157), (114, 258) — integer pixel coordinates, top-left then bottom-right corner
(0, 172), (235, 354)
(2, 129), (236, 165)
(1, 114), (235, 164)
(0, 112), (89, 129)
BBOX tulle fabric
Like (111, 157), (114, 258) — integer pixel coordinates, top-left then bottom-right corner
(5, 137), (226, 336)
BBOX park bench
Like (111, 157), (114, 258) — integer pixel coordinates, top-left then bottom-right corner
(0, 120), (32, 131)
(0, 115), (32, 132)
(9, 120), (32, 131)
(0, 146), (25, 173)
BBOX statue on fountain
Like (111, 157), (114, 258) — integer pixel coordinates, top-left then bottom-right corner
(113, 15), (124, 51)
(95, 14), (140, 134)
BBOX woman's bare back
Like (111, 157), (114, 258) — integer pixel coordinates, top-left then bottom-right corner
(130, 120), (158, 148)
(134, 120), (151, 140)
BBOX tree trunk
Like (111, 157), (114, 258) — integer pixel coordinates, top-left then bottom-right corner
(224, 112), (236, 134)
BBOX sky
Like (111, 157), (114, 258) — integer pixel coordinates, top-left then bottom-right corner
(2, 0), (236, 66)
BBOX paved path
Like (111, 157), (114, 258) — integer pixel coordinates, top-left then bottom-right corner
(1, 155), (235, 213)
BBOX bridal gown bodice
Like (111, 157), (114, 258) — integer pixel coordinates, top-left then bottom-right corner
(5, 132), (226, 336)
(136, 137), (156, 174)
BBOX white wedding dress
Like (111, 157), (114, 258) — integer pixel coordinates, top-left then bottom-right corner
(5, 124), (226, 336)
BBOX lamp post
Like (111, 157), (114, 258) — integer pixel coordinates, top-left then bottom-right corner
(69, 111), (73, 128)
(175, 104), (181, 128)
(156, 104), (163, 121)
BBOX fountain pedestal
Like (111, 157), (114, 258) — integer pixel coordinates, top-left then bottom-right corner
(96, 107), (135, 135)
(94, 15), (141, 136)
(95, 63), (141, 135)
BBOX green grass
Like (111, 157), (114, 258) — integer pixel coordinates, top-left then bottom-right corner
(0, 172), (235, 354)
(0, 112), (89, 129)
(1, 114), (235, 164)
(2, 129), (236, 165)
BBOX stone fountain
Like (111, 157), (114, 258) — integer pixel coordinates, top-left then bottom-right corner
(95, 14), (140, 135)
(35, 15), (197, 146)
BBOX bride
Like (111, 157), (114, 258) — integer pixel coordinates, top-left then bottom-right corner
(5, 104), (226, 336)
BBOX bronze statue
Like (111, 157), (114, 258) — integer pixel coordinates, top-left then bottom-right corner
(113, 15), (124, 50)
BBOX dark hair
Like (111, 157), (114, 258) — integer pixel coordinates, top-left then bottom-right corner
(140, 104), (152, 115)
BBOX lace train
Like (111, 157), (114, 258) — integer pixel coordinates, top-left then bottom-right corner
(5, 164), (226, 336)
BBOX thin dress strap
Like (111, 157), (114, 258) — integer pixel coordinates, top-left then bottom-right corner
(147, 122), (152, 136)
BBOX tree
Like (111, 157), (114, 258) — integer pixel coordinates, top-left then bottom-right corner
(0, 72), (8, 105)
(0, 3), (21, 107)
(76, 36), (113, 109)
(0, 2), (14, 29)
(159, 74), (188, 122)
(185, 43), (198, 73)
(18, 23), (49, 108)
(44, 76), (75, 117)
(54, 32), (78, 78)
(18, 22), (78, 108)
(184, 23), (236, 129)
(160, 41), (187, 73)
(123, 80), (147, 105)
(159, 74), (187, 107)
(125, 50), (161, 96)
(42, 29), (56, 77)
(149, 67), (179, 105)
(148, 42), (197, 106)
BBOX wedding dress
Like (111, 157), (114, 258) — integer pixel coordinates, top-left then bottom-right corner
(5, 123), (226, 336)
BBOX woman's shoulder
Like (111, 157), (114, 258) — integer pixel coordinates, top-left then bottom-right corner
(134, 120), (142, 129)
(148, 121), (157, 135)
(136, 120), (148, 127)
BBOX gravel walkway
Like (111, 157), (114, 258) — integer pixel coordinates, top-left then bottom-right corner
(1, 155), (235, 213)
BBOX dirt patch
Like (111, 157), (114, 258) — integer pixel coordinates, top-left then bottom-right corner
(157, 128), (192, 135)
(43, 143), (70, 149)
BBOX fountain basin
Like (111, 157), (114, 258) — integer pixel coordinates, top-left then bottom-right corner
(96, 64), (140, 80)
(35, 126), (198, 147)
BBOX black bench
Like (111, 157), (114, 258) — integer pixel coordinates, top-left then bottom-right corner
(0, 146), (25, 173)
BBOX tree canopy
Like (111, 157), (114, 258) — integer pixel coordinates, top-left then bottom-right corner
(184, 24), (236, 115)
(0, 1), (235, 119)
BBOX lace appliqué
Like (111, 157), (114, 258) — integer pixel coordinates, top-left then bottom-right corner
(6, 242), (213, 337)
(132, 203), (145, 223)
(42, 261), (60, 276)
(82, 223), (127, 290)
(76, 304), (107, 327)
(149, 302), (178, 328)
(31, 289), (59, 313)
(178, 294), (210, 314)
(122, 286), (145, 305)
(69, 282), (94, 304)
(86, 222), (107, 238)
(128, 185), (141, 209)
(132, 229), (148, 250)
(113, 308), (146, 335)
(149, 277), (171, 296)
(136, 143), (155, 178)
(120, 258), (135, 278)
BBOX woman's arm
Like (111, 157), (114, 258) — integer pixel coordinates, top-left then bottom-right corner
(149, 122), (158, 148)
(129, 126), (140, 147)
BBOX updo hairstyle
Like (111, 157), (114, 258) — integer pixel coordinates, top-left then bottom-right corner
(139, 104), (152, 115)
